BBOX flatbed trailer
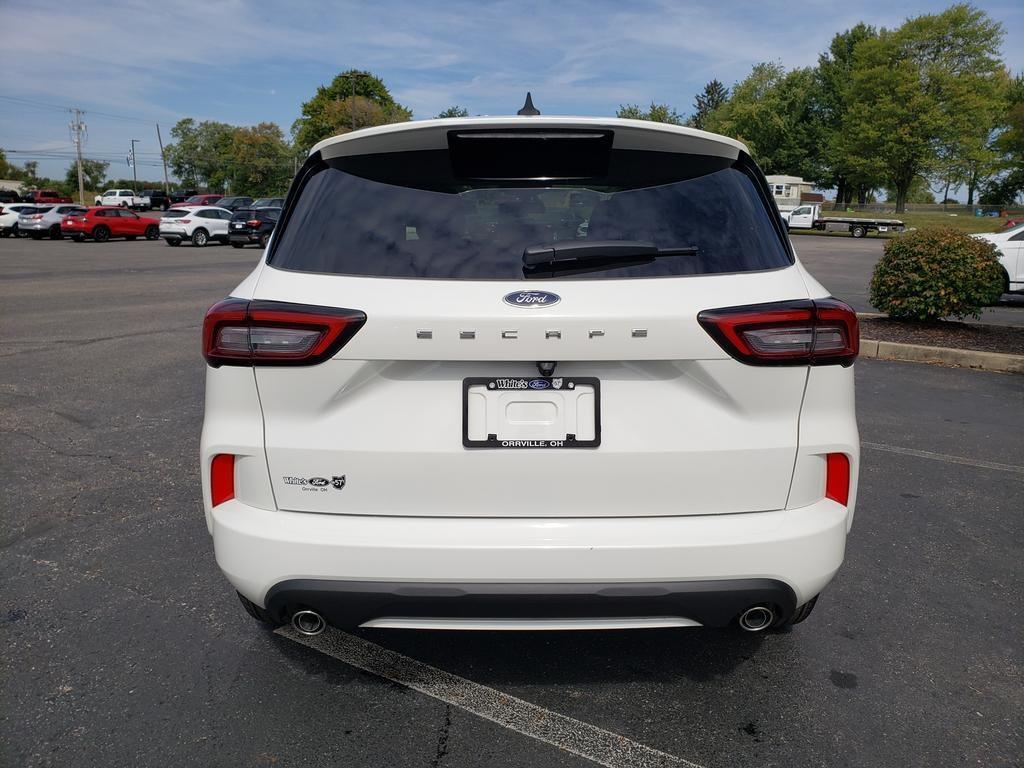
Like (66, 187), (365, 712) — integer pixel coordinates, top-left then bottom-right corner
(782, 204), (905, 237)
(812, 217), (905, 238)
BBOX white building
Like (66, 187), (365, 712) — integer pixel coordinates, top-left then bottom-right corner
(765, 175), (814, 211)
(0, 179), (25, 193)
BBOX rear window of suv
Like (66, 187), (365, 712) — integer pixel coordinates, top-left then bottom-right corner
(270, 136), (791, 280)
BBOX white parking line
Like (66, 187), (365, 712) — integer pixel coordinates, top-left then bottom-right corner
(862, 441), (1024, 475)
(277, 626), (705, 768)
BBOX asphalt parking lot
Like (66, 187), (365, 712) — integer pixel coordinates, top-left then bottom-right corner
(2, 236), (1022, 768)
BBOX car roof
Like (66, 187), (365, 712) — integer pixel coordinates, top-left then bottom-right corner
(310, 116), (749, 160)
(192, 205), (231, 212)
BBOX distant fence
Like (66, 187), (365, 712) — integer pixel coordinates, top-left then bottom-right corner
(824, 202), (1024, 217)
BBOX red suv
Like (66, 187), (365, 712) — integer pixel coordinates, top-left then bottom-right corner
(62, 207), (161, 242)
(169, 194), (223, 209)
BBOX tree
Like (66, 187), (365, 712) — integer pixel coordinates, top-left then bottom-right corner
(981, 73), (1024, 204)
(703, 63), (828, 180)
(23, 161), (38, 179)
(817, 23), (879, 207)
(835, 5), (1005, 212)
(687, 80), (729, 130)
(292, 70), (412, 152)
(65, 158), (108, 190)
(616, 102), (683, 125)
(437, 105), (469, 118)
(883, 176), (935, 204)
(226, 123), (292, 196)
(164, 118), (235, 189)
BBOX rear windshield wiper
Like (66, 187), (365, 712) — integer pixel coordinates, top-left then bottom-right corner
(522, 240), (698, 278)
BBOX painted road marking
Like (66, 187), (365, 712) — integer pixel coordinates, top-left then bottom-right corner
(862, 441), (1024, 475)
(277, 626), (705, 768)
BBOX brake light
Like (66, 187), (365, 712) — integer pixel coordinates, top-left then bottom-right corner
(210, 453), (235, 506)
(203, 299), (366, 367)
(30, 214), (44, 220)
(697, 298), (858, 366)
(825, 453), (850, 505)
(178, 218), (191, 224)
(246, 219), (260, 228)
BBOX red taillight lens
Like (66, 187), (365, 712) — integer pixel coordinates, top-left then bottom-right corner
(246, 219), (260, 228)
(178, 218), (191, 224)
(211, 453), (235, 506)
(825, 452), (850, 505)
(202, 299), (366, 367)
(697, 298), (858, 366)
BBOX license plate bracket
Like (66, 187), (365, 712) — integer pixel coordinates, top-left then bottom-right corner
(462, 376), (601, 448)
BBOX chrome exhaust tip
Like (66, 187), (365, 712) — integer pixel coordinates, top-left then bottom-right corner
(292, 609), (326, 636)
(738, 605), (775, 632)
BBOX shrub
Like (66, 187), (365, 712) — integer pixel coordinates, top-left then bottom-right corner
(869, 228), (1005, 321)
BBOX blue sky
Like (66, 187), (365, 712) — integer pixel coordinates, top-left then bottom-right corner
(1, 0), (1021, 181)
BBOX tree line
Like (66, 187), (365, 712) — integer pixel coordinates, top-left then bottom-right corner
(2, 5), (1019, 208)
(617, 5), (1021, 211)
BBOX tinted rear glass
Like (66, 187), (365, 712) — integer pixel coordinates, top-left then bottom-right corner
(271, 146), (790, 280)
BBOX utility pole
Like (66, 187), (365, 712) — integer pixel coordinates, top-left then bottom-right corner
(156, 123), (170, 193)
(129, 139), (139, 190)
(69, 108), (86, 206)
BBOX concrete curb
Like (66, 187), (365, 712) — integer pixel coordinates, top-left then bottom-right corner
(860, 338), (1024, 374)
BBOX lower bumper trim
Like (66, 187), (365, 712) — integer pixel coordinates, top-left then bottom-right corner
(264, 578), (797, 630)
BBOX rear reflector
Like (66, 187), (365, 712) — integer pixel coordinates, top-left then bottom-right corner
(825, 453), (850, 505)
(203, 299), (366, 366)
(211, 453), (235, 506)
(697, 298), (859, 366)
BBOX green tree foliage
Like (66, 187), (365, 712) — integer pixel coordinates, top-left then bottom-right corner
(870, 228), (1004, 321)
(436, 105), (469, 118)
(981, 73), (1024, 204)
(292, 70), (411, 152)
(65, 158), (108, 190)
(817, 23), (879, 206)
(883, 176), (935, 204)
(835, 5), (1005, 212)
(164, 118), (293, 194)
(616, 102), (683, 125)
(704, 63), (828, 180)
(164, 118), (236, 189)
(687, 80), (729, 130)
(226, 122), (293, 196)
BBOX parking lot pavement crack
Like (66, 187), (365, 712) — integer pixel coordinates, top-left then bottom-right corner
(430, 704), (452, 768)
(277, 626), (707, 768)
(1, 429), (143, 474)
(862, 441), (1024, 474)
(0, 325), (200, 358)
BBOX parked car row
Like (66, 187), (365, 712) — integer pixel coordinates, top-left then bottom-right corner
(0, 201), (282, 247)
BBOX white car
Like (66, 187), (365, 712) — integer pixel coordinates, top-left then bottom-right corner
(16, 204), (87, 239)
(974, 223), (1024, 293)
(94, 189), (150, 210)
(201, 116), (860, 637)
(0, 202), (40, 237)
(160, 206), (233, 246)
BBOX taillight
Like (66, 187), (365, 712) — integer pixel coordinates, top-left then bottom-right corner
(697, 298), (858, 366)
(211, 453), (235, 506)
(178, 218), (191, 224)
(825, 453), (850, 505)
(246, 219), (260, 228)
(202, 299), (366, 367)
(30, 214), (44, 220)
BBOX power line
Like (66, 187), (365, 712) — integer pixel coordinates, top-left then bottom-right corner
(0, 94), (165, 125)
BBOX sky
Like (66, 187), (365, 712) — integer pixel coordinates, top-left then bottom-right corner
(1, 0), (1021, 182)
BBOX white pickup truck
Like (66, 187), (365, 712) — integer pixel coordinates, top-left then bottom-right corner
(781, 203), (904, 238)
(94, 189), (151, 210)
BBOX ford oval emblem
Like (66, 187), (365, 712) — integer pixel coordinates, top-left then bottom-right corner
(528, 379), (550, 390)
(503, 290), (561, 308)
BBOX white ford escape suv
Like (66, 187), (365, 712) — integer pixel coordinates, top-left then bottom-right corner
(201, 115), (859, 636)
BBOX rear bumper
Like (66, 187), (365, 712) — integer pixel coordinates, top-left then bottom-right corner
(229, 232), (259, 243)
(212, 497), (850, 626)
(266, 578), (797, 629)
